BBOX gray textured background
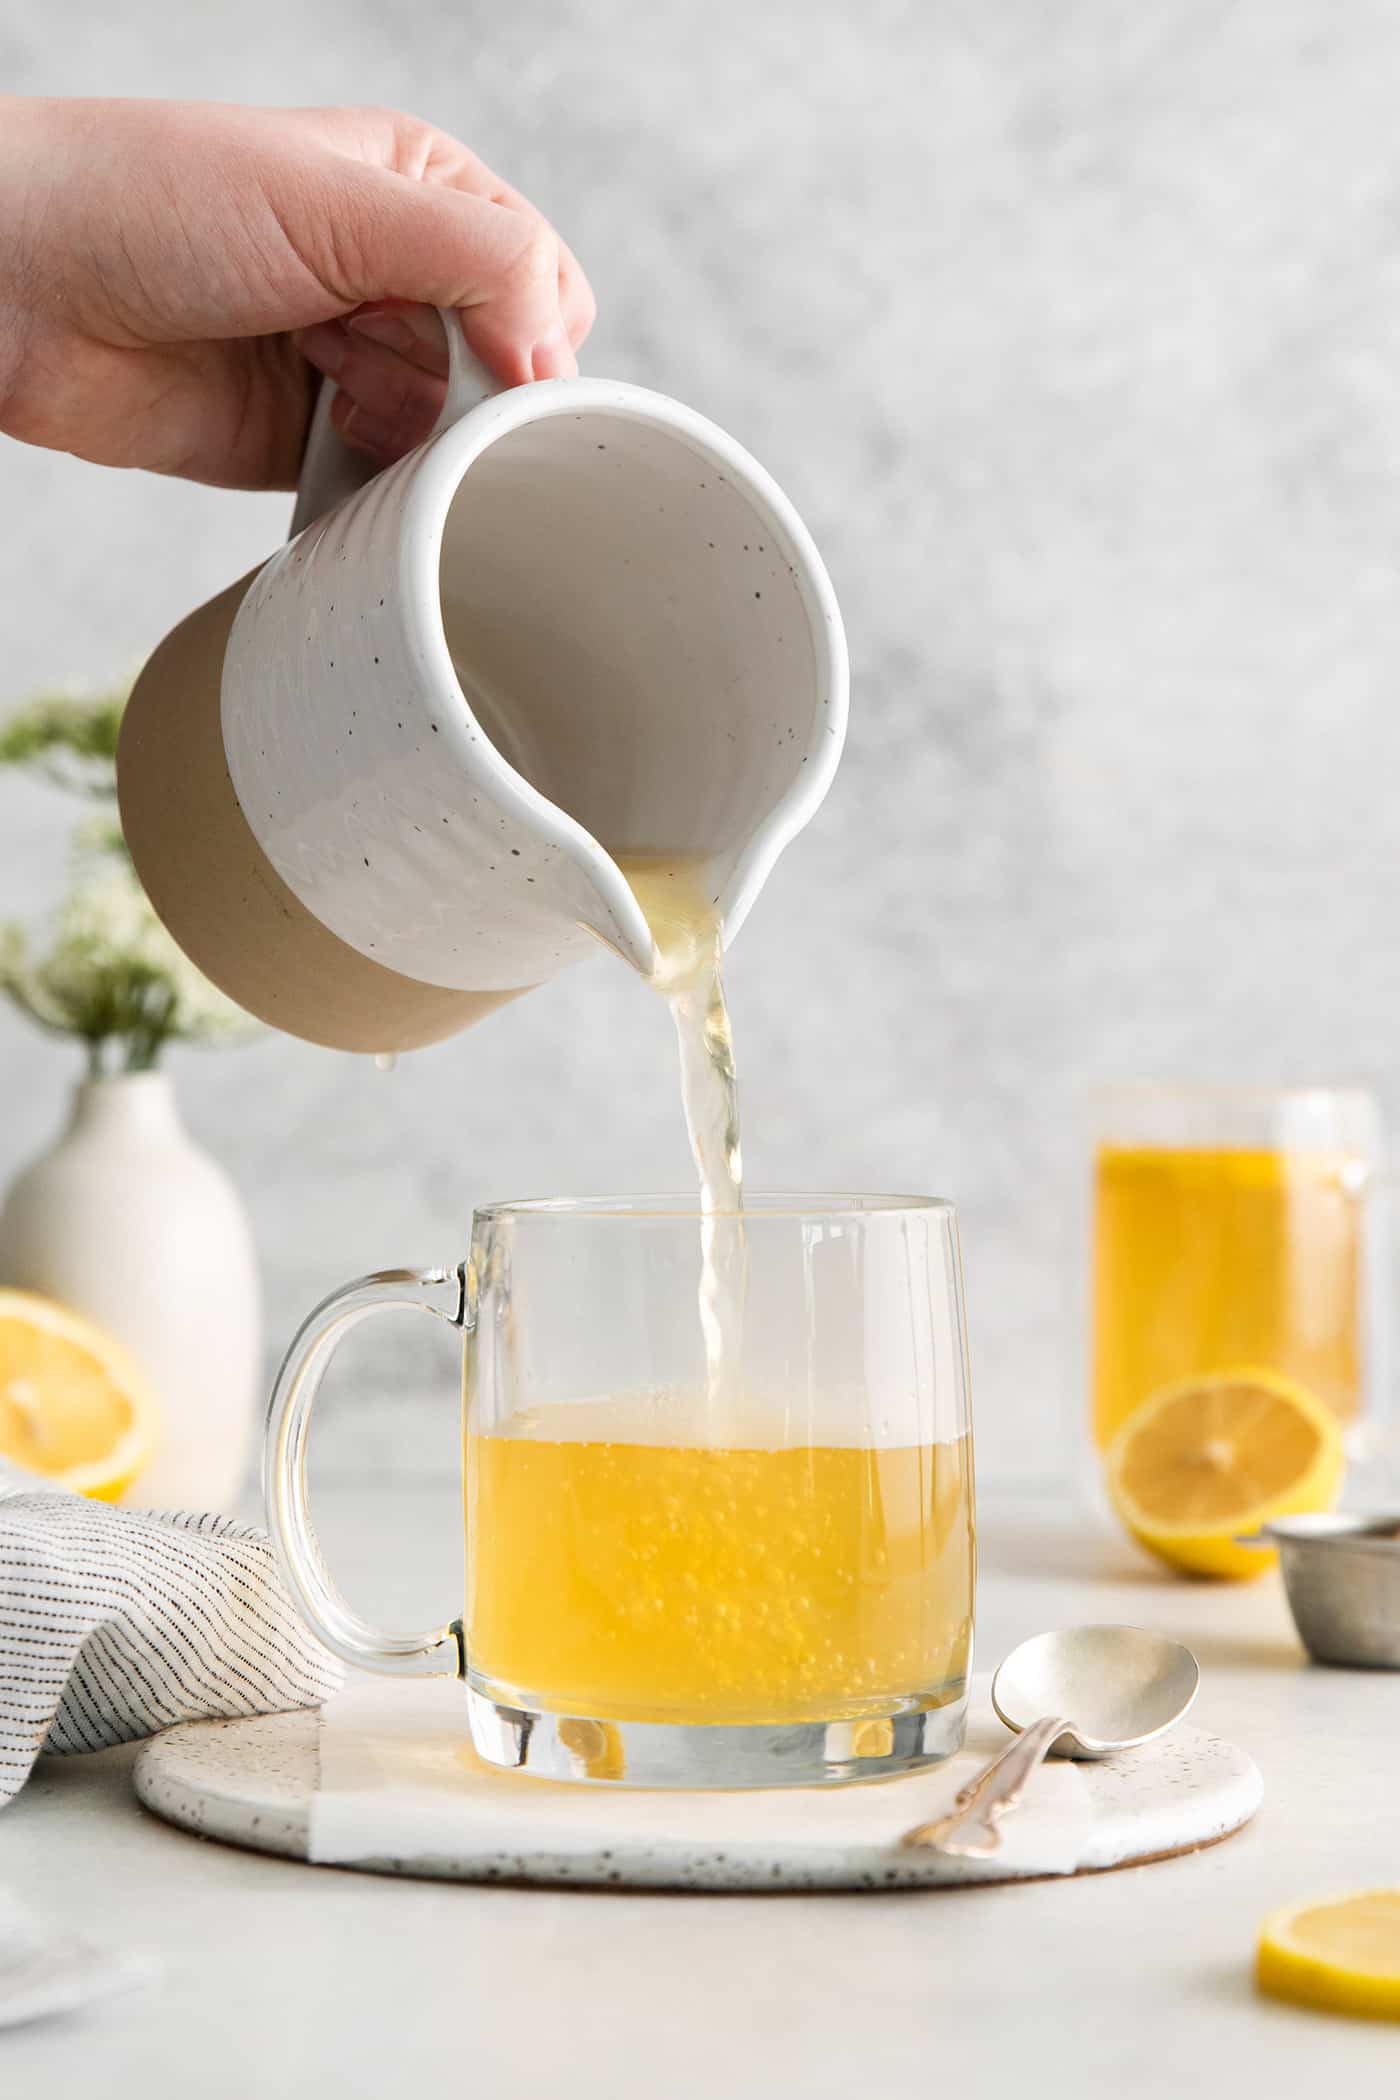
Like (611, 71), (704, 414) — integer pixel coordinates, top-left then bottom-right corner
(3, 0), (1399, 1484)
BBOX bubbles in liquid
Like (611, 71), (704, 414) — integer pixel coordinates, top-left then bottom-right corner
(464, 1425), (975, 1723)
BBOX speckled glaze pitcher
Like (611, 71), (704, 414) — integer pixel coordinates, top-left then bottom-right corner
(117, 310), (848, 1053)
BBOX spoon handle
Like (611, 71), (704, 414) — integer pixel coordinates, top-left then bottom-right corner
(901, 1715), (1070, 1857)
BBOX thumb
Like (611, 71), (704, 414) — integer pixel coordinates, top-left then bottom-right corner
(303, 158), (574, 389)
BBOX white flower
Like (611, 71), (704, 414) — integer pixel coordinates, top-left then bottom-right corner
(1, 858), (255, 1063)
(0, 672), (257, 1069)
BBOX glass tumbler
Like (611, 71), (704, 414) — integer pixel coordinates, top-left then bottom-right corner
(1091, 1086), (1383, 1453)
(265, 1194), (976, 1787)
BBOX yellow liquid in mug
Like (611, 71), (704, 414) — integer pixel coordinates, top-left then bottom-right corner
(461, 864), (974, 1740)
(1092, 1146), (1365, 1450)
(464, 1405), (974, 1726)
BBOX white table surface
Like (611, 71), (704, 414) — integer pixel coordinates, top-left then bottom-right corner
(5, 1484), (1399, 2094)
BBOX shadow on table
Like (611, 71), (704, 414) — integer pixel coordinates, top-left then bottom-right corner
(1183, 1961), (1332, 2022)
(1181, 1630), (1308, 1673)
(978, 1521), (1168, 1586)
(979, 1520), (1314, 1671)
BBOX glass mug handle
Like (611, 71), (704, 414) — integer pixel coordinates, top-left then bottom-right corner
(263, 1265), (468, 1676)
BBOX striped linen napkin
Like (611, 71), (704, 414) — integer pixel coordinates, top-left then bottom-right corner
(0, 1460), (341, 1807)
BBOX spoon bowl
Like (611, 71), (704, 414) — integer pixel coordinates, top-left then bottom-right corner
(991, 1624), (1200, 1760)
(904, 1622), (1201, 1855)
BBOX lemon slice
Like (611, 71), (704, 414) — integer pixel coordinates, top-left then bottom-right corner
(0, 1288), (157, 1500)
(1105, 1368), (1342, 1579)
(1258, 1891), (1400, 2019)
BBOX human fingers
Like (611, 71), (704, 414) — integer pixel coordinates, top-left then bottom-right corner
(291, 154), (575, 388)
(298, 310), (447, 460)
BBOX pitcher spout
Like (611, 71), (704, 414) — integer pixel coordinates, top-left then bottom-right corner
(120, 368), (846, 1057)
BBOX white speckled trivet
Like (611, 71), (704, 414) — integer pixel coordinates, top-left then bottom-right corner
(133, 1674), (1261, 1892)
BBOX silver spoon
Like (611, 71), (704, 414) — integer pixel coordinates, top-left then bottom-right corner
(903, 1624), (1200, 1856)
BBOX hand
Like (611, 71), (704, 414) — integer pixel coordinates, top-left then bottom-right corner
(0, 98), (595, 490)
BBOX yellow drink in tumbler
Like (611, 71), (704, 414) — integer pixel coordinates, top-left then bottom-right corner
(1092, 1146), (1365, 1449)
(464, 1403), (974, 1726)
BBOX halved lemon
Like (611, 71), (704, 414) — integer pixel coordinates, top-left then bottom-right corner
(0, 1288), (157, 1500)
(1105, 1368), (1343, 1579)
(1258, 1891), (1400, 2020)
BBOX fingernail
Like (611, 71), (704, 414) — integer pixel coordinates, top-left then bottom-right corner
(347, 312), (417, 355)
(531, 327), (577, 382)
(299, 321), (347, 380)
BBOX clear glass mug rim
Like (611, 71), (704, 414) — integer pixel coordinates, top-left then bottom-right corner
(1091, 1082), (1378, 1108)
(472, 1190), (956, 1223)
(1091, 1083), (1383, 1159)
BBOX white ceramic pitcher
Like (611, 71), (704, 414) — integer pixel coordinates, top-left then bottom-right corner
(118, 310), (848, 1052)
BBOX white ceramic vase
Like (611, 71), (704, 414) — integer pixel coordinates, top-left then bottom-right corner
(0, 1070), (261, 1511)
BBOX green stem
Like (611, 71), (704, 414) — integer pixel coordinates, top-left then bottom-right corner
(124, 1032), (166, 1073)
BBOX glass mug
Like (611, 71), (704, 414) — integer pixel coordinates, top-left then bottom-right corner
(265, 1195), (976, 1788)
(1091, 1085), (1384, 1453)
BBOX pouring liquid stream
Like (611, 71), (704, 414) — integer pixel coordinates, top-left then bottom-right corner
(616, 854), (747, 1416)
(464, 864), (979, 1731)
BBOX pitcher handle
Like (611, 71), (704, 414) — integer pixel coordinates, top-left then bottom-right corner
(263, 1264), (468, 1675)
(290, 306), (499, 537)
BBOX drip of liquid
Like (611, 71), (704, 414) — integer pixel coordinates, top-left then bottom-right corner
(616, 854), (746, 1406)
(373, 1051), (399, 1073)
